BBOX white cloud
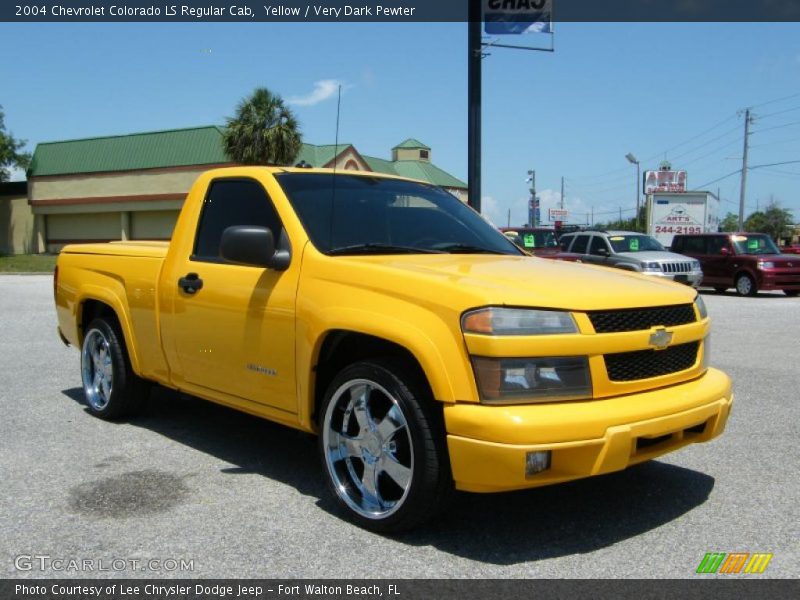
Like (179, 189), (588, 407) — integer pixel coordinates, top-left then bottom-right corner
(2, 165), (26, 182)
(287, 79), (346, 106)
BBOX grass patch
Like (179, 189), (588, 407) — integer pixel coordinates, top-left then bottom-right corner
(0, 254), (57, 273)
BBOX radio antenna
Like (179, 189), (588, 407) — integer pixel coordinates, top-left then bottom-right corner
(328, 84), (343, 250)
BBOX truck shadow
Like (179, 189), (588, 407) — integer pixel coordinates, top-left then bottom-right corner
(62, 386), (715, 565)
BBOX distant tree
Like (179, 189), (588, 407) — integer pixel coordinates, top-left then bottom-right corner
(761, 202), (794, 241)
(223, 88), (301, 166)
(719, 212), (739, 232)
(743, 202), (794, 241)
(744, 211), (768, 234)
(0, 106), (30, 182)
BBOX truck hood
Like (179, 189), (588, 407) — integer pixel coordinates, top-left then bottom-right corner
(616, 251), (695, 263)
(319, 253), (697, 312)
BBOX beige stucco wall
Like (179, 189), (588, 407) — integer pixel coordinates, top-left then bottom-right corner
(132, 210), (179, 240)
(0, 195), (35, 255)
(393, 148), (429, 162)
(29, 167), (210, 202)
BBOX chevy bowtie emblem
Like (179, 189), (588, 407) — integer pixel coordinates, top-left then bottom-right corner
(649, 328), (673, 350)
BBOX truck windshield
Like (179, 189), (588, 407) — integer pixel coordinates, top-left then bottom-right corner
(608, 235), (665, 253)
(732, 234), (780, 255)
(276, 173), (522, 256)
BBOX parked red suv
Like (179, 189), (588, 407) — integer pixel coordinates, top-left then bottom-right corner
(671, 232), (800, 296)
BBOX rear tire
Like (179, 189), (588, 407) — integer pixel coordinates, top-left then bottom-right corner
(80, 317), (149, 420)
(784, 290), (799, 297)
(318, 359), (452, 533)
(735, 273), (757, 297)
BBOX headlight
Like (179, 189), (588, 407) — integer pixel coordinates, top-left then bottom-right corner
(692, 260), (702, 271)
(642, 262), (662, 271)
(758, 261), (775, 269)
(695, 295), (708, 319)
(471, 356), (592, 404)
(462, 307), (577, 335)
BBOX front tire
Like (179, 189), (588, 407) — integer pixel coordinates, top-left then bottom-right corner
(319, 360), (451, 533)
(735, 273), (757, 297)
(80, 318), (149, 420)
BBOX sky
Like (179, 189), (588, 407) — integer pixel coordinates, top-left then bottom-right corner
(2, 21), (800, 227)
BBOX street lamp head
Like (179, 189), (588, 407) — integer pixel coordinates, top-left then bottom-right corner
(625, 153), (639, 165)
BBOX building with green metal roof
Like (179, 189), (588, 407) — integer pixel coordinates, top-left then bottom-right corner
(25, 126), (467, 253)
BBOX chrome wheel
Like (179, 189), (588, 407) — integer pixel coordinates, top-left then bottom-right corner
(81, 328), (114, 411)
(736, 274), (754, 296)
(322, 378), (414, 520)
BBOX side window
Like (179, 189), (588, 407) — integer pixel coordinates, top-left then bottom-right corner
(681, 236), (707, 254)
(706, 236), (728, 255)
(193, 179), (282, 261)
(570, 234), (590, 254)
(589, 236), (610, 256)
(559, 236), (573, 251)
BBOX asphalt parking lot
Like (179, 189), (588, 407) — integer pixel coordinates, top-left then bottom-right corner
(1, 274), (798, 579)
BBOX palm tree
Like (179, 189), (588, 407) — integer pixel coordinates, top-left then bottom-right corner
(223, 88), (301, 166)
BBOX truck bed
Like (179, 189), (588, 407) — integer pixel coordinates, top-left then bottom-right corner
(61, 240), (170, 259)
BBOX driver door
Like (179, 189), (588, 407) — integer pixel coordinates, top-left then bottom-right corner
(169, 178), (299, 412)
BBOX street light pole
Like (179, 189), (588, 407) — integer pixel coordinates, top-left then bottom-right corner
(626, 153), (640, 231)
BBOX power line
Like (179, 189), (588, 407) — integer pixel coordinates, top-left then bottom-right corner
(751, 119), (800, 134)
(695, 169), (742, 190)
(751, 91), (800, 109)
(756, 104), (800, 120)
(750, 134), (800, 149)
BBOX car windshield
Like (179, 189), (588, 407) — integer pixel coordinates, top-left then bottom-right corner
(608, 234), (665, 253)
(503, 229), (558, 250)
(276, 173), (522, 256)
(732, 234), (780, 255)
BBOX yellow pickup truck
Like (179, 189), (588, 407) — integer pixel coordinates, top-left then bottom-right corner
(54, 167), (732, 532)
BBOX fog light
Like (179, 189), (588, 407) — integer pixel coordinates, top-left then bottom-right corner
(526, 451), (552, 476)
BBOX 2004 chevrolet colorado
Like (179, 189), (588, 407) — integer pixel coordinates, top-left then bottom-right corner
(54, 167), (733, 532)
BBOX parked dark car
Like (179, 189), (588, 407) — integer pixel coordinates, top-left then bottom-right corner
(500, 227), (560, 256)
(671, 232), (800, 296)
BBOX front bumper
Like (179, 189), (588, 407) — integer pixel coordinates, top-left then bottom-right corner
(445, 367), (732, 492)
(647, 270), (704, 288)
(758, 269), (800, 291)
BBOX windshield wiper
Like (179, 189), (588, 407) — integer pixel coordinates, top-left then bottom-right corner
(434, 243), (507, 255)
(327, 243), (445, 256)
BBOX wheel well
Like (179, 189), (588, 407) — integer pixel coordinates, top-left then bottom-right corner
(80, 300), (119, 339)
(313, 331), (432, 424)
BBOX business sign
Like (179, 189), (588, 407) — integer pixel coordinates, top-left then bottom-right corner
(484, 0), (553, 35)
(644, 170), (688, 193)
(647, 192), (720, 247)
(548, 208), (568, 221)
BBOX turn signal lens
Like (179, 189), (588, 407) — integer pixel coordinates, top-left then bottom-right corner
(462, 307), (578, 336)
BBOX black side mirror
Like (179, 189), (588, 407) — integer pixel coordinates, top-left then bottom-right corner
(220, 226), (290, 270)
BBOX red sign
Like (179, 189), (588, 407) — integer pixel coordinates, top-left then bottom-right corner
(644, 170), (687, 194)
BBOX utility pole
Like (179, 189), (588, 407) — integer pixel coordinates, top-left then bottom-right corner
(560, 176), (565, 209)
(527, 170), (536, 226)
(467, 4), (482, 212)
(738, 108), (752, 230)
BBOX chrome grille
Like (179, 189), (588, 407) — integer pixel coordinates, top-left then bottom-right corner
(605, 342), (699, 381)
(662, 262), (694, 273)
(588, 304), (696, 333)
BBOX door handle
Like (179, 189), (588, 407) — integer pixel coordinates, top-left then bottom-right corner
(178, 273), (204, 294)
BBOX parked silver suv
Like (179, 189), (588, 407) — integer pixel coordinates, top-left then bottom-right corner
(556, 230), (703, 287)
